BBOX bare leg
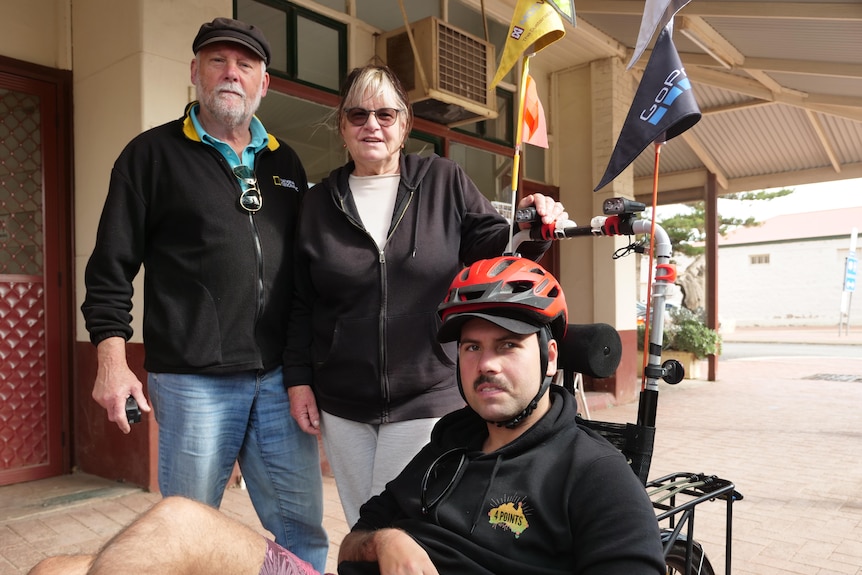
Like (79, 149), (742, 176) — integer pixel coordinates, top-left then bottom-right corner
(28, 555), (93, 575)
(87, 496), (267, 575)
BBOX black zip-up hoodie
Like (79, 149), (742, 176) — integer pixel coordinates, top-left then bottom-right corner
(82, 103), (307, 374)
(284, 153), (548, 423)
(346, 386), (665, 575)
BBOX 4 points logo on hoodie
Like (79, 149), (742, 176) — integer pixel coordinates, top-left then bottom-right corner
(488, 495), (530, 539)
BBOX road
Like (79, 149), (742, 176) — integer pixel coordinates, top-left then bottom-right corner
(720, 341), (861, 360)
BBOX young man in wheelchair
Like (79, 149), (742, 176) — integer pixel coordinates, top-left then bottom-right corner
(30, 256), (664, 575)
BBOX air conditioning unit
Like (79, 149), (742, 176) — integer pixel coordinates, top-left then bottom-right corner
(376, 17), (498, 127)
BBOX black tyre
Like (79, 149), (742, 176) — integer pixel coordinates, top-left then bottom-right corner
(664, 538), (715, 575)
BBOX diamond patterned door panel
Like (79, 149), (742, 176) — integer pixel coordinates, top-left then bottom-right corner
(0, 67), (69, 485)
(0, 282), (47, 468)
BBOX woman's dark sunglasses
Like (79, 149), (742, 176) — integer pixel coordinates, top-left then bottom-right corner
(344, 107), (402, 127)
(233, 165), (262, 212)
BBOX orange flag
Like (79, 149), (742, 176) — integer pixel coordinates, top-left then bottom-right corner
(522, 74), (549, 148)
(490, 0), (565, 90)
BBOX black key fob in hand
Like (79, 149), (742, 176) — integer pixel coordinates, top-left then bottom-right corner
(125, 396), (142, 424)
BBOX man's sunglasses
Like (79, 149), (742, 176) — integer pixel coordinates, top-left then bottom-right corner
(233, 165), (262, 213)
(344, 107), (403, 127)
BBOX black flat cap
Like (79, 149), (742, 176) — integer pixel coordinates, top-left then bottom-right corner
(193, 17), (271, 66)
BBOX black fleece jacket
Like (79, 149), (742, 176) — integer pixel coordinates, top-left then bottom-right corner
(347, 386), (665, 575)
(81, 104), (307, 374)
(284, 153), (549, 423)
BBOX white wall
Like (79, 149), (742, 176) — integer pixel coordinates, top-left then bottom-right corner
(0, 0), (71, 69)
(718, 238), (859, 327)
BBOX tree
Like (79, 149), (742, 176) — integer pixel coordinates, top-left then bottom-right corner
(650, 189), (794, 309)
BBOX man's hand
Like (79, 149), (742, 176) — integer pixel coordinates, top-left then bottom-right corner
(375, 529), (439, 575)
(92, 337), (151, 434)
(289, 385), (320, 435)
(516, 192), (568, 230)
(340, 528), (439, 575)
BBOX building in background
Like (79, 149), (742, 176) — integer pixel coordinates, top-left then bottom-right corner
(718, 207), (862, 328)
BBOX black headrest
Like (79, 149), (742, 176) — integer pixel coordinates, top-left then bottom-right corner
(558, 323), (622, 378)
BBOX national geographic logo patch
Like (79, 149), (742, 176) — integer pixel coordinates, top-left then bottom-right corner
(272, 176), (300, 191)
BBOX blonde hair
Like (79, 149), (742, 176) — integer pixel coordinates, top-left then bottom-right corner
(337, 65), (413, 136)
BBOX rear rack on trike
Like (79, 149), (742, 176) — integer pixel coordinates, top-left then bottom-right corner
(571, 415), (741, 575)
(649, 472), (743, 575)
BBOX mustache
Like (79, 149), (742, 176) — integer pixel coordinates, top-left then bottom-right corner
(472, 374), (507, 392)
(214, 81), (246, 99)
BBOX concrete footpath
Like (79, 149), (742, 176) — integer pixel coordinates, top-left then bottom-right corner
(602, 355), (862, 575)
(721, 325), (862, 346)
(1, 328), (861, 575)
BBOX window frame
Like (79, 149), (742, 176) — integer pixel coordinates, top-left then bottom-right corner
(236, 0), (347, 94)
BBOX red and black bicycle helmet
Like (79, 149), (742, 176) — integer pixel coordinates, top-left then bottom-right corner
(437, 256), (567, 343)
(436, 256), (568, 429)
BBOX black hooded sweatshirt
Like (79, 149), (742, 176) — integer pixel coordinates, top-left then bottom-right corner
(346, 386), (665, 575)
(284, 153), (549, 423)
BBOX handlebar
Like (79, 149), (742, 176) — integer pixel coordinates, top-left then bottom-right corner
(510, 198), (681, 426)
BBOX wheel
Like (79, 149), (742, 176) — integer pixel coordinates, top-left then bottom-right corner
(664, 538), (715, 575)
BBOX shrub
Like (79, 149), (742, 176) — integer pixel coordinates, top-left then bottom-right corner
(636, 306), (721, 359)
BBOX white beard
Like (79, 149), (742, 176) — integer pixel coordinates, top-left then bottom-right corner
(197, 80), (263, 129)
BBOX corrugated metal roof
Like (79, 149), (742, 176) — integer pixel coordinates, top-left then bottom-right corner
(719, 206), (862, 245)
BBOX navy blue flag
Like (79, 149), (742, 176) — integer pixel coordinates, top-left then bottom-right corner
(594, 26), (700, 191)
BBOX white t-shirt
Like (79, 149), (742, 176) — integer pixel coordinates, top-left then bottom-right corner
(349, 174), (400, 249)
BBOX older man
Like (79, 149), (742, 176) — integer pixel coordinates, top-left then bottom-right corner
(80, 17), (327, 571)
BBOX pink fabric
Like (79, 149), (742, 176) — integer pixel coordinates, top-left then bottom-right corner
(260, 539), (322, 575)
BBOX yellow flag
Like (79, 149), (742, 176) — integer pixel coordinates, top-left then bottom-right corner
(490, 0), (565, 89)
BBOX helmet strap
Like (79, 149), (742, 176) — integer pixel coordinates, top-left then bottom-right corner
(496, 325), (553, 429)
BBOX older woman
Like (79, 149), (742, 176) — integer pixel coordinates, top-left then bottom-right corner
(285, 64), (567, 526)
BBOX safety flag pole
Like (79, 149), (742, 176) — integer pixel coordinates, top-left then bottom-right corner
(507, 55), (532, 254)
(640, 140), (664, 388)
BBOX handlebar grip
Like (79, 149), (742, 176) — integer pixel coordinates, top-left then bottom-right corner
(514, 206), (539, 223)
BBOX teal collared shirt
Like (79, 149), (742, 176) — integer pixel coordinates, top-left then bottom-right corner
(190, 103), (269, 169)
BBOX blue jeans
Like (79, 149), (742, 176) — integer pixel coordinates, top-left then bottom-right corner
(148, 368), (328, 573)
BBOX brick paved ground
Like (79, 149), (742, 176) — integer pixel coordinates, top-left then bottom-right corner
(601, 355), (862, 575)
(0, 474), (347, 575)
(2, 348), (861, 574)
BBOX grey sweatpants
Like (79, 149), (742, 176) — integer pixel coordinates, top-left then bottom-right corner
(320, 412), (439, 527)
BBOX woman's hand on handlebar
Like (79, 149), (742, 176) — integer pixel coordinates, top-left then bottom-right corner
(516, 193), (568, 230)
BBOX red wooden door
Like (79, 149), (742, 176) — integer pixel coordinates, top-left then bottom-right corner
(0, 58), (73, 485)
